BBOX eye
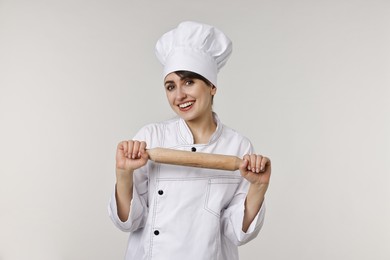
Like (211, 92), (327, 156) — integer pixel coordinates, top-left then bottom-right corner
(165, 84), (175, 91)
(185, 79), (194, 86)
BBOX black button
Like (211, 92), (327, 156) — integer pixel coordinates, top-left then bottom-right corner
(154, 230), (160, 236)
(158, 190), (164, 195)
(191, 147), (196, 152)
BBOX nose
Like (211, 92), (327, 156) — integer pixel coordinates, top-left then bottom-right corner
(175, 86), (187, 100)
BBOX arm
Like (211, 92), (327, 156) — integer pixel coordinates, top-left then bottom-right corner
(115, 140), (148, 222)
(239, 154), (271, 232)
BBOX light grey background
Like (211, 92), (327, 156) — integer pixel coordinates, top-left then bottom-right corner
(0, 0), (389, 259)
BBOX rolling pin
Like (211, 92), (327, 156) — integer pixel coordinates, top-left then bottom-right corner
(147, 147), (243, 171)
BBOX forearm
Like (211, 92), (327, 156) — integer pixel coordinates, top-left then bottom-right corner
(242, 183), (268, 232)
(115, 169), (134, 222)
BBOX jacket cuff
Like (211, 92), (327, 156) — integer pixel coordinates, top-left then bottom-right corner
(242, 200), (266, 234)
(232, 200), (266, 243)
(108, 184), (145, 232)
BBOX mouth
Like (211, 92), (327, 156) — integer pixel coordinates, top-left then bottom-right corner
(178, 101), (195, 111)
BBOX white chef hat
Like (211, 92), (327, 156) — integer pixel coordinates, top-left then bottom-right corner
(155, 21), (232, 87)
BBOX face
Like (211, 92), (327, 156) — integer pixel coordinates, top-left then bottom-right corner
(164, 72), (216, 123)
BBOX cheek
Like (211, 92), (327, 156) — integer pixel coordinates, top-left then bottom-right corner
(203, 93), (214, 102)
(166, 93), (175, 105)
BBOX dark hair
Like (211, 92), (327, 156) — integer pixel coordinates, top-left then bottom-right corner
(174, 70), (213, 87)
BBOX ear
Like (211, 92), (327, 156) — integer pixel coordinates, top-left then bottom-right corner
(211, 85), (217, 96)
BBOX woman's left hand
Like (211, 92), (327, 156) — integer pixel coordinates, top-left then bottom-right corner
(240, 154), (271, 232)
(239, 154), (271, 187)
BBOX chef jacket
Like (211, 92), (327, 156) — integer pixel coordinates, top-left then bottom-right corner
(108, 113), (266, 260)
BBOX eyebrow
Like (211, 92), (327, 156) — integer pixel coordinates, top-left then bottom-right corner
(164, 77), (194, 86)
(164, 80), (175, 86)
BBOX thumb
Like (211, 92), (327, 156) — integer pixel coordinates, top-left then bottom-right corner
(239, 158), (249, 172)
(140, 149), (149, 161)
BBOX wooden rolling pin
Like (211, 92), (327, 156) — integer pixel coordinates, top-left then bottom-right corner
(147, 147), (243, 171)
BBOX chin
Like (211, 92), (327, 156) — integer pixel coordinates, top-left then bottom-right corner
(178, 112), (197, 122)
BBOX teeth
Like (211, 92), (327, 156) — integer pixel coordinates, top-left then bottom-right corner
(179, 102), (194, 108)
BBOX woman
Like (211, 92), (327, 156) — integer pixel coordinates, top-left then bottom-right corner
(109, 21), (271, 260)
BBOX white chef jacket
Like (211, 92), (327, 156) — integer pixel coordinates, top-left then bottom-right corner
(108, 113), (266, 260)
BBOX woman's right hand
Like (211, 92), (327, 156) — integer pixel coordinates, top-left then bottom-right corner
(116, 140), (149, 172)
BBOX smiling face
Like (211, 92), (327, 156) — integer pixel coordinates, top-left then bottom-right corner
(164, 71), (216, 123)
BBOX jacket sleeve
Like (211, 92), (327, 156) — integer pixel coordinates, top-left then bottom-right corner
(108, 166), (149, 232)
(107, 127), (151, 232)
(220, 139), (266, 245)
(221, 179), (266, 246)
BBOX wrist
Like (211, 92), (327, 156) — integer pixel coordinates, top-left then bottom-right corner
(249, 183), (269, 195)
(116, 168), (134, 182)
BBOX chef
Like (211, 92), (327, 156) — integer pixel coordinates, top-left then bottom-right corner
(108, 21), (271, 260)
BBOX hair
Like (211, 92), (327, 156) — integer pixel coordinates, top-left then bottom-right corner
(174, 70), (215, 105)
(174, 70), (214, 87)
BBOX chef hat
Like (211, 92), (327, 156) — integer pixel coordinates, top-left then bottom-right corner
(155, 21), (232, 87)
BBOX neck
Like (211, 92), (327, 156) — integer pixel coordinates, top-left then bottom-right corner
(185, 112), (217, 144)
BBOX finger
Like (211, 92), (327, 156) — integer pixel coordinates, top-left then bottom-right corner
(132, 141), (140, 159)
(261, 157), (270, 172)
(121, 141), (128, 157)
(127, 140), (134, 159)
(139, 141), (147, 157)
(116, 141), (126, 158)
(249, 154), (257, 172)
(255, 155), (263, 173)
(241, 154), (250, 171)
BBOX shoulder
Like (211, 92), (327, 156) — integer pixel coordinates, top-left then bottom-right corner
(219, 120), (252, 144)
(219, 123), (254, 155)
(137, 117), (179, 135)
(133, 117), (180, 147)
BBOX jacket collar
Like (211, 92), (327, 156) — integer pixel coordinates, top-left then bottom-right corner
(177, 112), (223, 145)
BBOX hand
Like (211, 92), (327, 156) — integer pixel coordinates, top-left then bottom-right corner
(239, 154), (271, 187)
(116, 140), (149, 172)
